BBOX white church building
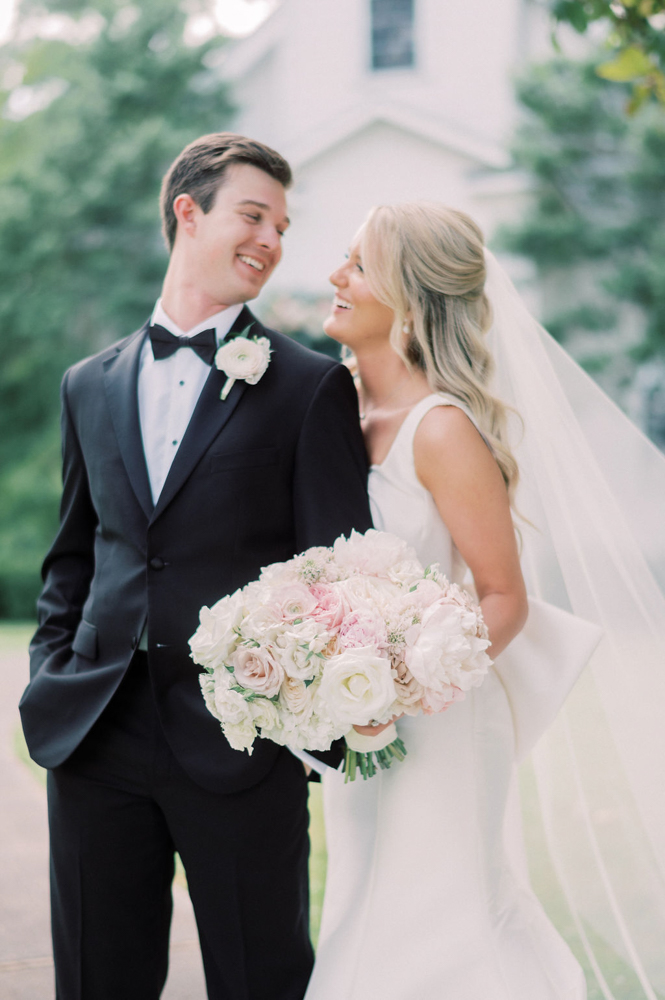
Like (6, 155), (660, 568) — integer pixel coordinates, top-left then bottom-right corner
(220, 0), (552, 304)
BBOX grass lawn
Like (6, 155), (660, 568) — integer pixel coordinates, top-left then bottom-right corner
(6, 623), (656, 995)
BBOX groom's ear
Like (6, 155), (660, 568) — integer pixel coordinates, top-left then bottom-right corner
(172, 193), (199, 241)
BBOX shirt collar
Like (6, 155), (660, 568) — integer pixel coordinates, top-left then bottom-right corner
(150, 299), (245, 346)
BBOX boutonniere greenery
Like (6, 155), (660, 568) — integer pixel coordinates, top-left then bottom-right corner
(214, 323), (272, 401)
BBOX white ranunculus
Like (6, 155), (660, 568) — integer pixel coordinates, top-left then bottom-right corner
(199, 667), (230, 721)
(215, 336), (271, 385)
(240, 604), (283, 644)
(319, 645), (396, 727)
(287, 683), (343, 750)
(273, 618), (330, 680)
(249, 697), (283, 741)
(200, 679), (257, 753)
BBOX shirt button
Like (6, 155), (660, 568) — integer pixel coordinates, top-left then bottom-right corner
(172, 440), (178, 446)
(179, 381), (185, 386)
(150, 557), (165, 570)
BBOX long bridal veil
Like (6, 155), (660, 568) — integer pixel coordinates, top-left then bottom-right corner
(484, 250), (665, 997)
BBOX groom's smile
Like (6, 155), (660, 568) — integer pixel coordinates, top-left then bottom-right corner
(169, 162), (290, 315)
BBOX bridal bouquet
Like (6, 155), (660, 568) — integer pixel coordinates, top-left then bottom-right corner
(190, 530), (492, 780)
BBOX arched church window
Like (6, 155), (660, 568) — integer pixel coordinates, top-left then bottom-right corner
(371, 0), (415, 70)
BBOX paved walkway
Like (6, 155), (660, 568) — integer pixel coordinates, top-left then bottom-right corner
(0, 639), (207, 999)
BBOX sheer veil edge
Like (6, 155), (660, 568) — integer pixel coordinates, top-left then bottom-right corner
(484, 249), (665, 996)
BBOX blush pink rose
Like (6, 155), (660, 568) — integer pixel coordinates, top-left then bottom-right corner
(269, 583), (319, 622)
(231, 646), (284, 698)
(310, 584), (351, 630)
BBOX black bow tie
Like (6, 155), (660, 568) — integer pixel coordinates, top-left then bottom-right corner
(148, 324), (217, 366)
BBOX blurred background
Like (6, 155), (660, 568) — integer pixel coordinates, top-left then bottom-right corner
(2, 5), (665, 997)
(0, 0), (663, 621)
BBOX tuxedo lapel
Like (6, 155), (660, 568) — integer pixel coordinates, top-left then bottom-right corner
(102, 324), (154, 520)
(149, 306), (257, 523)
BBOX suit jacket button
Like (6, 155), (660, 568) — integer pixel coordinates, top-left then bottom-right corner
(150, 557), (165, 570)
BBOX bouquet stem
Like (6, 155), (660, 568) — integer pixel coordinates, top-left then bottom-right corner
(343, 735), (407, 782)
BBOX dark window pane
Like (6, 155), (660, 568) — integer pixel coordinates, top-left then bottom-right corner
(371, 0), (415, 70)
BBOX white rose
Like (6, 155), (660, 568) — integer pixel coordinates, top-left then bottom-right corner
(319, 645), (396, 727)
(189, 596), (244, 669)
(215, 336), (271, 385)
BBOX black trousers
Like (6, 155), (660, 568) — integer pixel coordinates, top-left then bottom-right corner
(47, 653), (313, 1000)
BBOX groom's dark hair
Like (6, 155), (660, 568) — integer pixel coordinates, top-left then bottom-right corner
(160, 132), (293, 250)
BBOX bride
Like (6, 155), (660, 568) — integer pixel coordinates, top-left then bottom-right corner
(304, 202), (665, 999)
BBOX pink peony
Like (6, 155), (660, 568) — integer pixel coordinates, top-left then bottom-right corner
(338, 610), (387, 650)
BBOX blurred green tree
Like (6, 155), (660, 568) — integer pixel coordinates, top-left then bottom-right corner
(0, 0), (233, 617)
(499, 57), (665, 360)
(548, 0), (665, 111)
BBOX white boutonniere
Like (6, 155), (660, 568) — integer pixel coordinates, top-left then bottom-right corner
(215, 324), (272, 401)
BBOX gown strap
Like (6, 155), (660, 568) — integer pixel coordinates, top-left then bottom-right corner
(390, 393), (488, 470)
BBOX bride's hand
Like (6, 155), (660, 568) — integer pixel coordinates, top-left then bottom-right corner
(352, 715), (403, 738)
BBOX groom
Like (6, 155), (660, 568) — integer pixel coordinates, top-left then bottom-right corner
(20, 133), (372, 1000)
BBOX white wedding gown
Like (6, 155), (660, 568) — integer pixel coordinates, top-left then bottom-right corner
(305, 394), (586, 1000)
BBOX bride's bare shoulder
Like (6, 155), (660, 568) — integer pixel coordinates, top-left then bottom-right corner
(413, 404), (502, 491)
(415, 403), (485, 451)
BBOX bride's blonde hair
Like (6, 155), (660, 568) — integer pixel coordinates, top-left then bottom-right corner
(359, 202), (520, 505)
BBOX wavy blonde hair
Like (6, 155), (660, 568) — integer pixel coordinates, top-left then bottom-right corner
(359, 202), (520, 505)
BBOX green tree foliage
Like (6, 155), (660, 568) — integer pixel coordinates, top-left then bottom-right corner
(549, 0), (665, 110)
(0, 0), (232, 617)
(499, 58), (665, 359)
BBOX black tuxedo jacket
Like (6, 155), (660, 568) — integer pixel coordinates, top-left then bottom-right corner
(20, 307), (373, 793)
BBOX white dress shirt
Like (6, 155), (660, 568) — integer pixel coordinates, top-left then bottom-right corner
(138, 298), (244, 504)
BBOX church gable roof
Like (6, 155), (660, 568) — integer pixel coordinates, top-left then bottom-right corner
(286, 102), (511, 172)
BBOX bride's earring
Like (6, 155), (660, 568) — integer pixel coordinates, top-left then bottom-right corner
(402, 321), (410, 334)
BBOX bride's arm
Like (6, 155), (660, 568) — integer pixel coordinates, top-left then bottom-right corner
(414, 405), (528, 658)
(353, 405), (527, 739)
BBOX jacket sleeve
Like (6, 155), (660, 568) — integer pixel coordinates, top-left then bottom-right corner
(28, 369), (98, 680)
(293, 362), (373, 551)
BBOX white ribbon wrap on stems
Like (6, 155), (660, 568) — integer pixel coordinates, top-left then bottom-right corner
(344, 722), (399, 754)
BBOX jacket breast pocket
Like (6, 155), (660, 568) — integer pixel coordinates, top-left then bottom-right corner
(71, 619), (98, 661)
(209, 447), (279, 474)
